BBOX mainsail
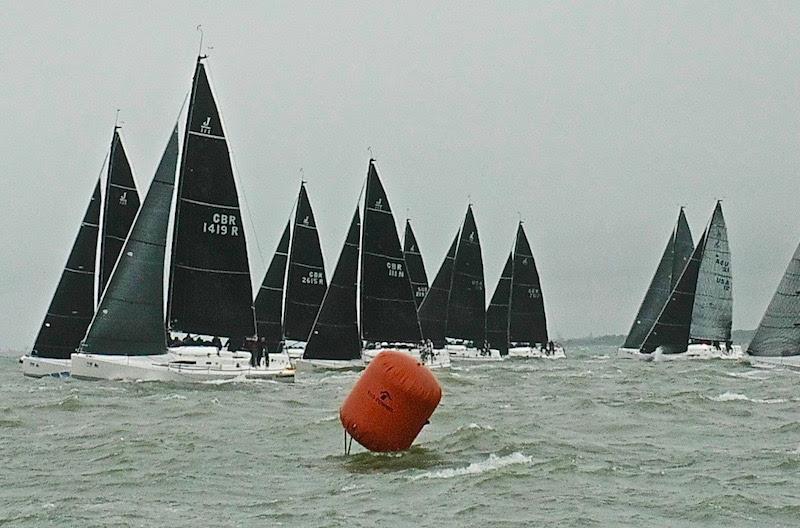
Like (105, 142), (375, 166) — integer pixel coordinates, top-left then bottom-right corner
(418, 234), (458, 347)
(359, 160), (421, 343)
(80, 127), (179, 355)
(445, 205), (486, 345)
(508, 223), (547, 345)
(486, 253), (513, 354)
(254, 221), (290, 352)
(689, 202), (732, 342)
(622, 209), (694, 350)
(283, 183), (327, 341)
(747, 241), (800, 357)
(304, 209), (361, 360)
(31, 181), (101, 359)
(167, 59), (256, 338)
(98, 129), (141, 294)
(403, 220), (429, 309)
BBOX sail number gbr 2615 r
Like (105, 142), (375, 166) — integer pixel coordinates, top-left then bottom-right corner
(203, 213), (240, 236)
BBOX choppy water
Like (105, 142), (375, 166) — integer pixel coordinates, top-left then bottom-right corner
(1, 347), (798, 527)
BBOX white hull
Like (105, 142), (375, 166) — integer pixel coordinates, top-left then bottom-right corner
(362, 346), (451, 370)
(618, 344), (743, 361)
(20, 356), (71, 378)
(295, 358), (365, 371)
(284, 341), (306, 361)
(507, 345), (566, 359)
(447, 344), (503, 361)
(745, 354), (800, 369)
(71, 347), (295, 382)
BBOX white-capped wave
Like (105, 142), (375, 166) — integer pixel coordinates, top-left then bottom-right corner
(457, 423), (495, 432)
(410, 452), (531, 480)
(708, 391), (786, 404)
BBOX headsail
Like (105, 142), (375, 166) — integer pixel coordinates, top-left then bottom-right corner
(167, 59), (256, 338)
(508, 223), (547, 345)
(486, 253), (513, 355)
(403, 220), (429, 309)
(254, 221), (290, 352)
(359, 160), (421, 343)
(283, 184), (327, 341)
(622, 209), (694, 350)
(98, 129), (140, 295)
(418, 234), (458, 347)
(80, 127), (179, 355)
(31, 182), (101, 359)
(445, 205), (486, 345)
(689, 202), (732, 342)
(304, 209), (361, 360)
(747, 241), (800, 357)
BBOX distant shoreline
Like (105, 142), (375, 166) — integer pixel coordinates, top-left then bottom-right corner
(561, 329), (755, 348)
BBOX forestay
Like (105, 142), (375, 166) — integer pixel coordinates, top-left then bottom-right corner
(445, 205), (486, 345)
(418, 234), (458, 348)
(509, 223), (547, 345)
(486, 253), (513, 354)
(254, 221), (290, 352)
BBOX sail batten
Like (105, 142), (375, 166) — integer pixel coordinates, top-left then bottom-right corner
(167, 60), (256, 338)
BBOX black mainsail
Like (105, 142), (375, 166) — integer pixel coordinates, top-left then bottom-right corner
(360, 160), (422, 344)
(283, 183), (327, 341)
(31, 181), (101, 359)
(418, 234), (458, 347)
(747, 241), (800, 357)
(80, 127), (179, 355)
(167, 59), (256, 338)
(508, 223), (547, 345)
(403, 220), (429, 309)
(622, 208), (694, 350)
(98, 129), (140, 294)
(486, 253), (513, 355)
(304, 209), (362, 360)
(254, 221), (290, 352)
(445, 205), (486, 345)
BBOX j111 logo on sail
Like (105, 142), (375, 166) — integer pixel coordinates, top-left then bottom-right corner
(203, 213), (239, 236)
(200, 117), (212, 134)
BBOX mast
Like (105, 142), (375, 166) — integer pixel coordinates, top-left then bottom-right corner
(80, 126), (180, 355)
(359, 160), (421, 343)
(747, 241), (800, 357)
(166, 57), (256, 338)
(283, 183), (327, 341)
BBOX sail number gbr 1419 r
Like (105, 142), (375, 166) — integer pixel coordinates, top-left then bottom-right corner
(203, 213), (240, 236)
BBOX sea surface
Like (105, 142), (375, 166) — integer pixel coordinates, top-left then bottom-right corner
(1, 347), (798, 527)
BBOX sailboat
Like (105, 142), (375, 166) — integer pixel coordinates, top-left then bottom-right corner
(487, 222), (563, 359)
(418, 204), (488, 360)
(403, 219), (429, 309)
(618, 208), (694, 357)
(71, 56), (293, 381)
(620, 201), (742, 359)
(21, 127), (140, 377)
(305, 159), (448, 370)
(745, 241), (800, 368)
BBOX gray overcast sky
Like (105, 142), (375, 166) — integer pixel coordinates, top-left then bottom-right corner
(2, 1), (799, 349)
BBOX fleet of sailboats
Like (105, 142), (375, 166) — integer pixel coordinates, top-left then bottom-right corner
(24, 52), (799, 382)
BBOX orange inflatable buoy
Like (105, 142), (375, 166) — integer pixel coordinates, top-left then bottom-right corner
(339, 351), (442, 452)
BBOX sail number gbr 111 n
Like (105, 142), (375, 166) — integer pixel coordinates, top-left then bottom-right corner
(203, 213), (240, 236)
